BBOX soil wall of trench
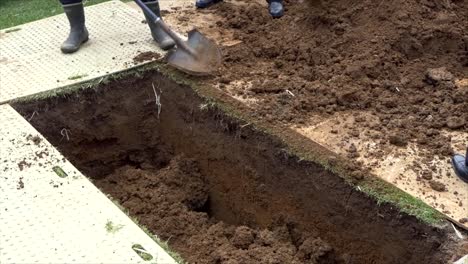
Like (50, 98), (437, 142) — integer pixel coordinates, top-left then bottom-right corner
(13, 72), (455, 263)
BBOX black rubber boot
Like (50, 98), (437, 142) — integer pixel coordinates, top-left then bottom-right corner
(61, 2), (89, 54)
(142, 1), (175, 50)
(267, 0), (284, 18)
(195, 0), (222, 8)
(452, 147), (468, 183)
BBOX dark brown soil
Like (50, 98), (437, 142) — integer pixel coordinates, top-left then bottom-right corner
(133, 51), (162, 63)
(208, 0), (468, 157)
(98, 159), (337, 264)
(14, 73), (456, 263)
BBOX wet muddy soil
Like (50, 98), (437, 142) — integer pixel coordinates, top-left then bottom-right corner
(14, 72), (456, 263)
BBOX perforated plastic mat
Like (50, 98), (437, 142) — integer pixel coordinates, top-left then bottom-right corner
(0, 104), (176, 264)
(0, 0), (164, 104)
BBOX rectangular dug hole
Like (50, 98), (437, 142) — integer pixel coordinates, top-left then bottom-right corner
(13, 72), (451, 264)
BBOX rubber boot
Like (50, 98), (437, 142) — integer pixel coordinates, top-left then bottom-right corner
(267, 0), (284, 18)
(142, 1), (175, 50)
(195, 0), (222, 9)
(61, 2), (89, 54)
(451, 147), (468, 183)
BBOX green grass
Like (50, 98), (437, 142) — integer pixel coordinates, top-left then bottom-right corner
(0, 0), (112, 30)
(105, 220), (124, 233)
(52, 166), (69, 178)
(131, 244), (153, 261)
(68, 74), (89, 80)
(5, 28), (22, 33)
(359, 179), (445, 225)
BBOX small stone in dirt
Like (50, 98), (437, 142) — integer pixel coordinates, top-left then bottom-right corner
(429, 180), (446, 192)
(459, 218), (468, 224)
(231, 226), (255, 249)
(425, 67), (454, 85)
(446, 117), (465, 129)
(133, 51), (161, 63)
(389, 134), (408, 147)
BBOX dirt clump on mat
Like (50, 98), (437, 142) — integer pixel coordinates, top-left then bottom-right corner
(97, 156), (339, 264)
(209, 0), (468, 157)
(133, 51), (162, 63)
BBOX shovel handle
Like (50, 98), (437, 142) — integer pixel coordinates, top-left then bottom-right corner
(134, 0), (197, 57)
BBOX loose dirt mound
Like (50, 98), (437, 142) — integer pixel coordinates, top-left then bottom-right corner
(97, 156), (338, 264)
(211, 0), (468, 157)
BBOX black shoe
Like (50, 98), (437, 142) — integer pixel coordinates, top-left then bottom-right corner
(61, 2), (89, 54)
(451, 149), (468, 183)
(267, 0), (284, 18)
(196, 0), (222, 8)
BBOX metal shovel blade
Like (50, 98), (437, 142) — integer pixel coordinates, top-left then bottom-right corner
(167, 29), (221, 76)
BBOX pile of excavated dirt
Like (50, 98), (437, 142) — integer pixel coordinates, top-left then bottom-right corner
(96, 157), (339, 264)
(209, 0), (467, 157)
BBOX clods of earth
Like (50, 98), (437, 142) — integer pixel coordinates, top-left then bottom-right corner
(158, 0), (468, 205)
(202, 0), (467, 159)
(15, 73), (465, 263)
(10, 0), (468, 263)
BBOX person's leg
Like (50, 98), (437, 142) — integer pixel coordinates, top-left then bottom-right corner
(139, 0), (175, 50)
(59, 0), (89, 53)
(451, 147), (468, 183)
(195, 0), (222, 9)
(267, 0), (284, 18)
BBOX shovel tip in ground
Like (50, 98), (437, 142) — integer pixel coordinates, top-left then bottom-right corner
(167, 29), (222, 76)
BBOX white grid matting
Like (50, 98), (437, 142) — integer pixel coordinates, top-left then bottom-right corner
(0, 104), (176, 264)
(0, 0), (165, 103)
